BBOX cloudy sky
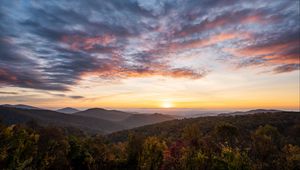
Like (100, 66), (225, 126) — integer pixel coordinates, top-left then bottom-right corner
(0, 0), (299, 110)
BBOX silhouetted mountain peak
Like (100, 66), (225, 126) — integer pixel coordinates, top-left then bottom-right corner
(56, 107), (80, 114)
(84, 108), (107, 112)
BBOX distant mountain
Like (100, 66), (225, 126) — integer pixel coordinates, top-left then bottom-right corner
(119, 113), (175, 128)
(0, 104), (41, 110)
(75, 108), (175, 128)
(74, 108), (132, 121)
(0, 106), (125, 134)
(218, 109), (283, 116)
(0, 106), (176, 134)
(56, 107), (80, 114)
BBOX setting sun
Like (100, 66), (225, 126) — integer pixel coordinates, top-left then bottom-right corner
(161, 100), (174, 108)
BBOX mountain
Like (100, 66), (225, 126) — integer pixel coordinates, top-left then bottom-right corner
(119, 113), (174, 128)
(74, 108), (175, 128)
(74, 108), (132, 121)
(56, 107), (80, 114)
(218, 109), (283, 116)
(0, 106), (125, 134)
(0, 106), (175, 134)
(0, 104), (41, 110)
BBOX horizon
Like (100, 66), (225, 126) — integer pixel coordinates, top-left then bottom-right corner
(0, 0), (299, 110)
(1, 103), (298, 116)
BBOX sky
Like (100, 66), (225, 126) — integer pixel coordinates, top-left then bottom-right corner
(0, 0), (299, 111)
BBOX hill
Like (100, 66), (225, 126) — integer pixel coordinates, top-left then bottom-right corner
(0, 106), (175, 134)
(0, 110), (299, 169)
(119, 113), (174, 128)
(108, 111), (300, 142)
(74, 108), (175, 128)
(56, 107), (80, 114)
(0, 106), (125, 133)
(0, 104), (42, 110)
(74, 108), (132, 121)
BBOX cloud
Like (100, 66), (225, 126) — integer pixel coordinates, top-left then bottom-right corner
(46, 92), (84, 99)
(273, 64), (300, 74)
(69, 95), (84, 99)
(0, 0), (298, 91)
(0, 91), (18, 95)
(172, 9), (277, 38)
(229, 29), (299, 72)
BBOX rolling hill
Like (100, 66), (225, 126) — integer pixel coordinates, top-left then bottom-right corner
(74, 108), (132, 121)
(0, 106), (176, 134)
(74, 108), (175, 128)
(119, 113), (174, 128)
(108, 111), (300, 142)
(0, 106), (125, 133)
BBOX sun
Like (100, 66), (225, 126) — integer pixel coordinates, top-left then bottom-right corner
(161, 101), (173, 108)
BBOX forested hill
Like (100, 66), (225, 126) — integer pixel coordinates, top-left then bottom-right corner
(0, 110), (299, 169)
(108, 111), (300, 142)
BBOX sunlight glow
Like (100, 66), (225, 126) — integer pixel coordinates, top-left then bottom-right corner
(161, 100), (174, 108)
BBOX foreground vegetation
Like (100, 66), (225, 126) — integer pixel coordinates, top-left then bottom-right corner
(0, 112), (299, 170)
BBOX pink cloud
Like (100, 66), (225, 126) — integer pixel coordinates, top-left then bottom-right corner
(61, 34), (116, 51)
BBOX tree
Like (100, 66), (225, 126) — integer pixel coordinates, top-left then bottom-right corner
(219, 146), (251, 170)
(182, 123), (202, 148)
(126, 133), (144, 169)
(162, 140), (186, 170)
(139, 136), (167, 170)
(282, 144), (300, 170)
(215, 123), (239, 147)
(251, 124), (283, 169)
(36, 127), (70, 170)
(0, 124), (39, 170)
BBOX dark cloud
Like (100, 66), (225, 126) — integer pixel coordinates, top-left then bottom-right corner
(47, 93), (84, 99)
(0, 91), (18, 95)
(273, 64), (300, 74)
(69, 95), (84, 99)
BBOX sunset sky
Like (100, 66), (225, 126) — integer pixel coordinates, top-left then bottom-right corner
(0, 0), (299, 110)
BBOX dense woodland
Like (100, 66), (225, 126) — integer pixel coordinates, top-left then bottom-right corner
(0, 111), (299, 170)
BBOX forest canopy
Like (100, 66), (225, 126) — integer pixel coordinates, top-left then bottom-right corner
(0, 111), (299, 170)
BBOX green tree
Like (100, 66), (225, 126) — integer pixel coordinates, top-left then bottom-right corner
(219, 146), (251, 170)
(0, 124), (39, 170)
(139, 136), (167, 170)
(182, 124), (202, 148)
(68, 136), (94, 170)
(251, 124), (283, 169)
(215, 123), (239, 147)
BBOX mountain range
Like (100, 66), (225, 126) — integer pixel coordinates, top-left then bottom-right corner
(0, 104), (174, 134)
(0, 104), (294, 134)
